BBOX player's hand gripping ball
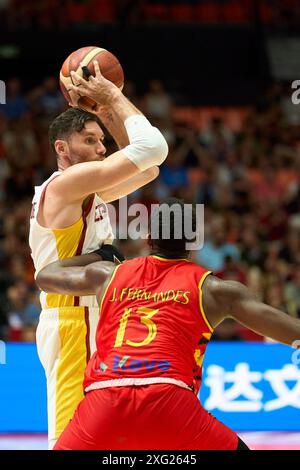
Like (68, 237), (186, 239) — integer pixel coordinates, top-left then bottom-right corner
(60, 46), (124, 111)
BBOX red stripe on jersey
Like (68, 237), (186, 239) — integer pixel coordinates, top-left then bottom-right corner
(74, 195), (95, 306)
(31, 173), (60, 220)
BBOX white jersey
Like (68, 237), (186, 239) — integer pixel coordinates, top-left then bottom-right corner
(29, 171), (114, 310)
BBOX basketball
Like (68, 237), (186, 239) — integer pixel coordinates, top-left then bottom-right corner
(59, 46), (124, 110)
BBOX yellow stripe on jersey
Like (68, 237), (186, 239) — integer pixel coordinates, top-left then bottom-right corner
(151, 255), (190, 262)
(46, 218), (84, 308)
(55, 306), (87, 438)
(198, 271), (214, 333)
(194, 349), (204, 367)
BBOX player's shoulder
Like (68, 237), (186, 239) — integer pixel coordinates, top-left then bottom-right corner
(202, 275), (247, 302)
(183, 259), (211, 276)
(115, 256), (155, 273)
(33, 171), (60, 195)
(40, 171), (65, 198)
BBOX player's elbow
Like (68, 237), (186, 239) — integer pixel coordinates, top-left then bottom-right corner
(147, 127), (168, 165)
(128, 127), (168, 166)
(146, 165), (160, 181)
(123, 117), (168, 171)
(36, 269), (52, 292)
(36, 262), (63, 293)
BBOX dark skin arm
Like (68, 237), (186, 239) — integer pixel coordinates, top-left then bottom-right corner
(203, 275), (300, 347)
(36, 253), (115, 301)
(37, 260), (300, 347)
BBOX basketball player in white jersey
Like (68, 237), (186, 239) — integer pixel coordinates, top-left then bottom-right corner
(29, 61), (168, 448)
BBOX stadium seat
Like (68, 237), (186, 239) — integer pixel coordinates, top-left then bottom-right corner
(170, 4), (193, 22)
(63, 1), (89, 23)
(222, 0), (252, 23)
(89, 0), (114, 22)
(142, 3), (169, 22)
(195, 1), (220, 23)
(259, 1), (273, 24)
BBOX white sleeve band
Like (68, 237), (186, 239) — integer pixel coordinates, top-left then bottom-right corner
(122, 115), (168, 171)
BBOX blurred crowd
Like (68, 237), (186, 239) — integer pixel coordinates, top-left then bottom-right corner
(0, 74), (300, 344)
(1, 0), (300, 30)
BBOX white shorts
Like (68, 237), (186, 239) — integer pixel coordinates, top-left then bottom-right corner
(36, 306), (99, 443)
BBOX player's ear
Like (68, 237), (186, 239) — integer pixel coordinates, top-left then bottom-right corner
(55, 139), (68, 157)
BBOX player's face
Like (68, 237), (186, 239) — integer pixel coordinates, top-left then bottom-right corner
(68, 121), (106, 164)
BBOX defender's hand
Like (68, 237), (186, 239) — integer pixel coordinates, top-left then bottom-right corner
(92, 244), (125, 265)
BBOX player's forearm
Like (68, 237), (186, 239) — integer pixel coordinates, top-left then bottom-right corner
(87, 79), (142, 130)
(36, 261), (97, 296)
(97, 106), (130, 149)
(233, 301), (300, 347)
(97, 95), (142, 149)
(59, 253), (103, 267)
(107, 91), (142, 122)
(99, 166), (159, 202)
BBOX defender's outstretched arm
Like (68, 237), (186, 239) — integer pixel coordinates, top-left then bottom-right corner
(203, 275), (300, 347)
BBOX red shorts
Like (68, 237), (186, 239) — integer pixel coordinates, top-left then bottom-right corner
(54, 384), (238, 450)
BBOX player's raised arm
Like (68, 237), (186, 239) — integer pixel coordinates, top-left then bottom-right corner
(49, 61), (168, 203)
(95, 100), (159, 202)
(203, 275), (300, 347)
(99, 166), (159, 202)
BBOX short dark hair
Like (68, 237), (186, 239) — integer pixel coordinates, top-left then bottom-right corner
(149, 197), (197, 257)
(48, 108), (102, 153)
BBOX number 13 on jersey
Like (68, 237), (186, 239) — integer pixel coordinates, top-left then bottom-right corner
(114, 307), (159, 348)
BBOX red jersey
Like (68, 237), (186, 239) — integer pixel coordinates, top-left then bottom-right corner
(84, 255), (213, 394)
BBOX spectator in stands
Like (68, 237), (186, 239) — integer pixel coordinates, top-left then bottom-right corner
(196, 219), (240, 271)
(199, 116), (233, 162)
(2, 78), (28, 120)
(284, 268), (300, 318)
(143, 79), (172, 122)
(28, 76), (65, 119)
(159, 143), (188, 194)
(215, 255), (247, 284)
(6, 280), (39, 342)
(212, 319), (243, 342)
(240, 228), (265, 268)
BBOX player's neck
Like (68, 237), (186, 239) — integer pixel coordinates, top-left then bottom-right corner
(150, 250), (188, 260)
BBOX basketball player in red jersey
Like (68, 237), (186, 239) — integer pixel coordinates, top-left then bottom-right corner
(37, 198), (300, 450)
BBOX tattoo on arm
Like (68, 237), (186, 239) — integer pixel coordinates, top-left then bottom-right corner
(105, 112), (114, 122)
